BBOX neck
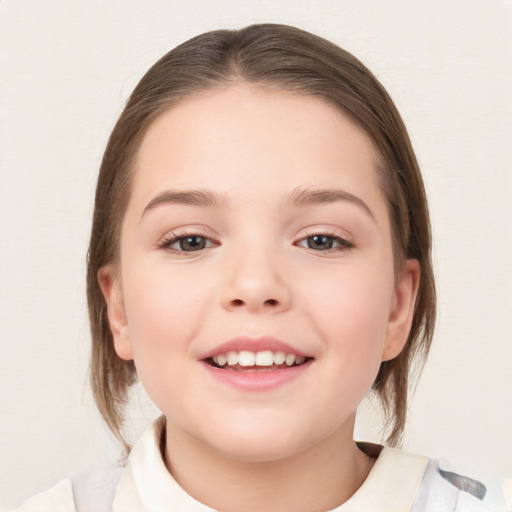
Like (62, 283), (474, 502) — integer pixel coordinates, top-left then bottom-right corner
(164, 416), (374, 512)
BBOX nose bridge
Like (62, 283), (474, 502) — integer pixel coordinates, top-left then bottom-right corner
(220, 235), (291, 312)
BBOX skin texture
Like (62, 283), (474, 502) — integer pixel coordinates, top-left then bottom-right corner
(99, 84), (419, 512)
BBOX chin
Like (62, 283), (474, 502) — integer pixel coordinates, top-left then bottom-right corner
(214, 435), (305, 463)
(198, 416), (325, 463)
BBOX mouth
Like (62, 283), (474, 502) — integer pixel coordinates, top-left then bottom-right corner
(204, 350), (313, 371)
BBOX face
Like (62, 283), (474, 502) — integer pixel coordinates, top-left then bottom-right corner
(100, 85), (419, 462)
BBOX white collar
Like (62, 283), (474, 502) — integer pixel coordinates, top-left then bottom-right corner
(113, 416), (429, 511)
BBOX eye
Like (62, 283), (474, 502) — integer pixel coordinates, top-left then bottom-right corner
(158, 233), (217, 253)
(296, 234), (354, 251)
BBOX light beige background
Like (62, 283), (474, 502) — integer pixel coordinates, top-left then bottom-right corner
(1, 0), (511, 509)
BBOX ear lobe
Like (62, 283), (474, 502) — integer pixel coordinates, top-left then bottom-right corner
(382, 259), (420, 362)
(97, 265), (134, 361)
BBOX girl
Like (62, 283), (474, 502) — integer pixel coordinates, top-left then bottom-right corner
(13, 24), (509, 512)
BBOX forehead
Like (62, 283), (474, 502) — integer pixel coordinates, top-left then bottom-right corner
(130, 84), (384, 213)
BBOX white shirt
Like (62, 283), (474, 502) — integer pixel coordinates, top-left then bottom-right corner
(11, 416), (510, 511)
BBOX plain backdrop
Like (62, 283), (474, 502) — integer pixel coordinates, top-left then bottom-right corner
(1, 0), (511, 509)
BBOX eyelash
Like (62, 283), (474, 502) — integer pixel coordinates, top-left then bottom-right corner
(294, 231), (355, 253)
(157, 230), (218, 254)
(157, 230), (354, 254)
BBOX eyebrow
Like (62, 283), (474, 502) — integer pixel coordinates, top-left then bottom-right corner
(142, 189), (228, 217)
(287, 187), (375, 221)
(142, 186), (375, 221)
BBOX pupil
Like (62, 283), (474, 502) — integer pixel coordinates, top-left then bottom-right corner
(180, 236), (205, 251)
(309, 235), (333, 250)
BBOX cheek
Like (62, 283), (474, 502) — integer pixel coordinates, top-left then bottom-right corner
(121, 262), (210, 357)
(302, 260), (394, 368)
(119, 263), (214, 412)
(308, 274), (393, 417)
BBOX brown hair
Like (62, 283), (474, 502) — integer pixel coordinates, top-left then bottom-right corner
(87, 23), (436, 448)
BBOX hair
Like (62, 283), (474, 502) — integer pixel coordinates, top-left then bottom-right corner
(87, 23), (436, 449)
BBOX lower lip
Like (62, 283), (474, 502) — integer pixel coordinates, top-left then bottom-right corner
(200, 360), (313, 391)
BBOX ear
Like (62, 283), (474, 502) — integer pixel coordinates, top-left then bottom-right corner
(97, 265), (134, 361)
(382, 259), (420, 362)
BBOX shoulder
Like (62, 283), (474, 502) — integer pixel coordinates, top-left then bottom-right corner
(9, 479), (76, 512)
(10, 463), (124, 512)
(71, 462), (125, 512)
(353, 444), (510, 512)
(413, 456), (510, 512)
(9, 419), (163, 512)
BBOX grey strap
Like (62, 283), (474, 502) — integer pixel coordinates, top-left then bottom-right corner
(439, 468), (487, 500)
(411, 459), (490, 512)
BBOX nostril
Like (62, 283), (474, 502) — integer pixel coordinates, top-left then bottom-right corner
(227, 298), (281, 309)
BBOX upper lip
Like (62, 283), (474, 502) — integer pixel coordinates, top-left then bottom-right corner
(198, 336), (311, 360)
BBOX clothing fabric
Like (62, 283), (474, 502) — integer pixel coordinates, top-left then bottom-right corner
(11, 417), (510, 512)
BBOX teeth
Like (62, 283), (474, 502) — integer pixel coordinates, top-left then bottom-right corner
(273, 351), (286, 365)
(255, 350), (274, 366)
(227, 351), (238, 365)
(238, 351), (256, 367)
(211, 350), (307, 368)
(285, 354), (296, 366)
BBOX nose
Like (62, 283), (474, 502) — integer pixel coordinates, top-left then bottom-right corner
(220, 247), (292, 314)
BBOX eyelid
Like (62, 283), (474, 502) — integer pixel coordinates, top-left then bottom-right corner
(294, 227), (355, 251)
(297, 226), (354, 242)
(156, 227), (220, 254)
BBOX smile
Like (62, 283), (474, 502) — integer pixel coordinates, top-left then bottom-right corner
(199, 336), (314, 390)
(207, 350), (310, 370)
